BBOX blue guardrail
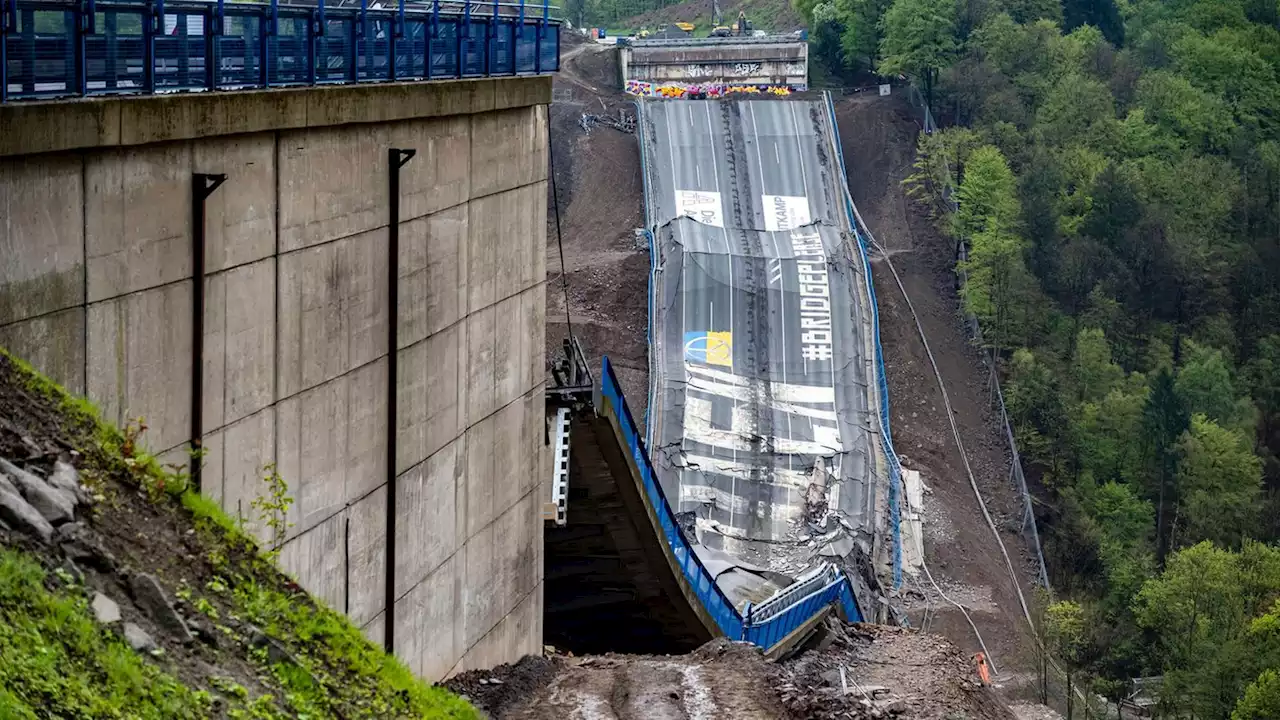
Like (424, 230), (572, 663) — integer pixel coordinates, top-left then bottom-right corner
(599, 355), (863, 651)
(824, 90), (904, 590)
(1, 0), (560, 103)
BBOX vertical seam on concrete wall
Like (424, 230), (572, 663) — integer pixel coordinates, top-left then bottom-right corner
(441, 485), (544, 677)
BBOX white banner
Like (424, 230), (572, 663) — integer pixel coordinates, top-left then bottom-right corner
(675, 190), (725, 227)
(762, 195), (811, 231)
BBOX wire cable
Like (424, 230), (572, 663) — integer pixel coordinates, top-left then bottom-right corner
(852, 200), (1037, 664)
(548, 117), (575, 342)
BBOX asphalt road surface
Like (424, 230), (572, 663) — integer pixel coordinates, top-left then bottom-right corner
(640, 98), (876, 598)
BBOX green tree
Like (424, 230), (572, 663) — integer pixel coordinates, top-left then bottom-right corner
(877, 0), (958, 107)
(1142, 368), (1189, 565)
(954, 144), (1020, 239)
(1045, 600), (1091, 718)
(1073, 328), (1125, 402)
(1136, 70), (1238, 152)
(1135, 542), (1280, 719)
(1175, 415), (1263, 549)
(835, 0), (890, 72)
(903, 126), (983, 215)
(1034, 75), (1117, 150)
(1007, 348), (1075, 476)
(1175, 341), (1251, 432)
(1234, 670), (1280, 720)
(1243, 334), (1280, 447)
(953, 145), (1032, 349)
(1233, 601), (1280, 718)
(1077, 384), (1148, 484)
(1076, 479), (1155, 611)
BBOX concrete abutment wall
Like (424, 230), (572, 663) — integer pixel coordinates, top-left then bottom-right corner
(0, 76), (550, 680)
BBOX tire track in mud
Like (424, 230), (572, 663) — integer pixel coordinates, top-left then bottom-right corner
(504, 655), (783, 719)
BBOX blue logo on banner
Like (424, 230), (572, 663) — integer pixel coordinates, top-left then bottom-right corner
(684, 331), (733, 367)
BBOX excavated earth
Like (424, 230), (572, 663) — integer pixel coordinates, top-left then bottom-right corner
(545, 36), (651, 415)
(449, 630), (1015, 719)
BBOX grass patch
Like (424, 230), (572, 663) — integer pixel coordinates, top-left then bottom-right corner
(0, 548), (213, 719)
(0, 348), (482, 719)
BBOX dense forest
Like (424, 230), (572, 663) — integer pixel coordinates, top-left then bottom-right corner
(790, 0), (1280, 714)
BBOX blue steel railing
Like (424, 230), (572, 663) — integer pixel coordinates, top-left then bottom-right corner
(598, 356), (863, 652)
(1, 0), (560, 102)
(598, 355), (745, 640)
(824, 89), (904, 590)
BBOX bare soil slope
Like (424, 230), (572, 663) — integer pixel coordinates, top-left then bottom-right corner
(834, 93), (1044, 693)
(546, 42), (651, 415)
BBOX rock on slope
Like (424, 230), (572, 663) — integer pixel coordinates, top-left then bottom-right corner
(0, 349), (477, 719)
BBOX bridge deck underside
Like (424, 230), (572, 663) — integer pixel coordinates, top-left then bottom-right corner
(544, 413), (712, 655)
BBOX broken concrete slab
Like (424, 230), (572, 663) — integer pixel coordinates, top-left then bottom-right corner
(129, 573), (193, 643)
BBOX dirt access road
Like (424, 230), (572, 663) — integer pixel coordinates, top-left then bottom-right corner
(449, 630), (1016, 719)
(834, 92), (1045, 699)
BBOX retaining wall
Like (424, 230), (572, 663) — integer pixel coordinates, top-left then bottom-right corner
(0, 76), (551, 679)
(620, 37), (808, 89)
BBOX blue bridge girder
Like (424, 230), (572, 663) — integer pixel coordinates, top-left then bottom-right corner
(1, 0), (560, 102)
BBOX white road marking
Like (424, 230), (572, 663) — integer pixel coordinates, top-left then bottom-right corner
(762, 195), (812, 231)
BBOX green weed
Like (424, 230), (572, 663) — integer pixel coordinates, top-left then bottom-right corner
(0, 548), (212, 718)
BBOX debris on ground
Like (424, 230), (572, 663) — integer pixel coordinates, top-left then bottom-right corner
(483, 628), (1015, 719)
(778, 623), (1017, 720)
(445, 654), (562, 718)
(579, 110), (637, 133)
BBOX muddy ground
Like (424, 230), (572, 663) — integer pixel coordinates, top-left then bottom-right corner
(834, 92), (1044, 697)
(450, 630), (1015, 719)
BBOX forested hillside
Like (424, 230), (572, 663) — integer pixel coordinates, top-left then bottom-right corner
(794, 0), (1280, 714)
(563, 0), (803, 33)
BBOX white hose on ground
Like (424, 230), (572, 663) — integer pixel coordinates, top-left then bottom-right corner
(851, 201), (1038, 669)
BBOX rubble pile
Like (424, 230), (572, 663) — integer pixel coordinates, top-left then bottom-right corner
(775, 623), (1018, 720)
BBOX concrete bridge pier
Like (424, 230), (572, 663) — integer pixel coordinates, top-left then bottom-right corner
(0, 77), (551, 680)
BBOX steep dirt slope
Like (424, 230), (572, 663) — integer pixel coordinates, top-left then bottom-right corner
(834, 92), (1044, 695)
(546, 41), (651, 415)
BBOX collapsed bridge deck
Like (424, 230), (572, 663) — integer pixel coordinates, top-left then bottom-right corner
(544, 93), (899, 656)
(641, 97), (889, 609)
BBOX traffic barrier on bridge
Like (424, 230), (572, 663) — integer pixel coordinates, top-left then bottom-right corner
(1, 0), (560, 102)
(598, 355), (863, 652)
(824, 91), (906, 590)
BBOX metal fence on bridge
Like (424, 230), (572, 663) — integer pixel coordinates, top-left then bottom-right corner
(1, 0), (561, 102)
